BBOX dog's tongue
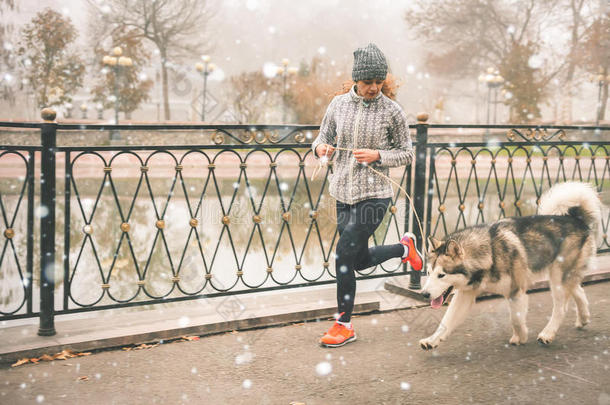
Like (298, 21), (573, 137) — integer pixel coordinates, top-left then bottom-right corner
(430, 295), (444, 309)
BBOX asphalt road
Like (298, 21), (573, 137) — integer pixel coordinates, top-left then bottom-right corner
(2, 282), (609, 405)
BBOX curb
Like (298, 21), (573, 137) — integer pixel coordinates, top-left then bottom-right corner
(0, 301), (379, 365)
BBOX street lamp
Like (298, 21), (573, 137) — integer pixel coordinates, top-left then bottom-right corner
(277, 58), (298, 123)
(64, 102), (73, 119)
(478, 67), (504, 126)
(80, 103), (88, 119)
(96, 102), (104, 120)
(590, 68), (610, 125)
(195, 55), (216, 122)
(102, 46), (133, 139)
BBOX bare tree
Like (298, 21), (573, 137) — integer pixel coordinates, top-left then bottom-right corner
(550, 0), (600, 121)
(88, 0), (215, 121)
(224, 72), (281, 124)
(284, 57), (346, 125)
(404, 0), (600, 122)
(578, 15), (610, 121)
(404, 1), (553, 75)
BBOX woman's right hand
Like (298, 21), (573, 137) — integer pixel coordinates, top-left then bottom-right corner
(315, 143), (335, 158)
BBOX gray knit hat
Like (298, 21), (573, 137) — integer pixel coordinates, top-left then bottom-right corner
(352, 43), (388, 81)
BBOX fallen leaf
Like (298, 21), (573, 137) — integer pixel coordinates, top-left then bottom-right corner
(181, 336), (200, 341)
(29, 358), (40, 364)
(11, 358), (30, 367)
(77, 376), (89, 381)
(57, 349), (77, 358)
(133, 343), (159, 350)
(39, 354), (54, 362)
(78, 352), (91, 356)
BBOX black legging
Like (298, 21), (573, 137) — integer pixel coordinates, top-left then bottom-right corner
(335, 197), (404, 322)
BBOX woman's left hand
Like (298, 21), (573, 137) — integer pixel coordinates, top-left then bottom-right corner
(353, 149), (381, 164)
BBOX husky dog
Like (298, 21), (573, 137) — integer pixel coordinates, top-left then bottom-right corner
(419, 182), (603, 350)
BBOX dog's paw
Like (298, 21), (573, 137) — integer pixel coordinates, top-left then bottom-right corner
(509, 328), (528, 345)
(575, 315), (590, 329)
(419, 337), (439, 350)
(509, 334), (523, 345)
(537, 331), (554, 345)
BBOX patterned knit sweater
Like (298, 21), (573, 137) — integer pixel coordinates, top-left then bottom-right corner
(311, 85), (414, 204)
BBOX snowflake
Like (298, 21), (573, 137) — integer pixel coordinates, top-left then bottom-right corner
(178, 316), (190, 327)
(528, 54), (543, 69)
(315, 361), (332, 376)
(245, 0), (259, 10)
(262, 62), (278, 79)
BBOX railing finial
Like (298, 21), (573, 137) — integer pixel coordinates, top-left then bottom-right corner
(41, 108), (56, 122)
(416, 112), (429, 124)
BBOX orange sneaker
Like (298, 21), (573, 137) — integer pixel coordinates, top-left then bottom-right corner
(320, 322), (356, 348)
(400, 232), (423, 271)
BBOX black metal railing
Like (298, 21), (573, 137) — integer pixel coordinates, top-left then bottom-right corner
(0, 110), (608, 335)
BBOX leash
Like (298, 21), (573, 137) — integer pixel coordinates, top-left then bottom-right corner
(311, 146), (426, 254)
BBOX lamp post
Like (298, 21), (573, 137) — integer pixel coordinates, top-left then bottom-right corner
(80, 103), (87, 119)
(277, 58), (298, 123)
(96, 102), (104, 120)
(102, 46), (133, 140)
(478, 67), (504, 128)
(64, 103), (73, 119)
(195, 55), (216, 122)
(590, 68), (610, 125)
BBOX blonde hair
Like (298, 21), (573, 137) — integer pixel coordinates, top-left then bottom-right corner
(335, 73), (400, 100)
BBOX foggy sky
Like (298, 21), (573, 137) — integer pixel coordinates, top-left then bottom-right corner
(2, 0), (603, 122)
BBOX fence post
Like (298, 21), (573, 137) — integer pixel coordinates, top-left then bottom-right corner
(38, 108), (57, 336)
(408, 113), (429, 290)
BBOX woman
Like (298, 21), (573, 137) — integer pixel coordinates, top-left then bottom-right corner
(311, 43), (423, 348)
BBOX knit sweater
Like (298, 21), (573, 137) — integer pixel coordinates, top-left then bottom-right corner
(311, 85), (414, 205)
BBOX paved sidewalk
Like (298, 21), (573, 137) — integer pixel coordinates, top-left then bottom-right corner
(1, 256), (608, 364)
(1, 281), (609, 404)
(0, 277), (424, 364)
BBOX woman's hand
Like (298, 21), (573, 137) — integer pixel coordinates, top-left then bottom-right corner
(353, 149), (380, 164)
(315, 144), (336, 158)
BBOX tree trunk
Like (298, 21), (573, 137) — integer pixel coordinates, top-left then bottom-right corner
(600, 81), (608, 122)
(161, 61), (171, 121)
(561, 0), (585, 123)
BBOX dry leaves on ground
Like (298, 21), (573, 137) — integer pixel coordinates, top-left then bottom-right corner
(180, 335), (200, 341)
(122, 343), (159, 351)
(122, 336), (199, 351)
(11, 349), (91, 367)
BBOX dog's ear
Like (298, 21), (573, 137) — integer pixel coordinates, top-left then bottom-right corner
(427, 236), (442, 252)
(446, 239), (463, 258)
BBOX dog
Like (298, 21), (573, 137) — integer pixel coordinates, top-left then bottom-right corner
(419, 181), (603, 350)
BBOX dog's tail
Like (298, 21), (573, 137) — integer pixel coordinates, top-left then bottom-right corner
(538, 181), (603, 243)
